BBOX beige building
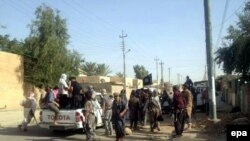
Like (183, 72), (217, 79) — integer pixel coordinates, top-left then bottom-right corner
(0, 51), (25, 110)
(77, 76), (143, 99)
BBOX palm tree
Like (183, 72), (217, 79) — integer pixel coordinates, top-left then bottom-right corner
(96, 64), (112, 76)
(116, 72), (124, 78)
(81, 62), (96, 76)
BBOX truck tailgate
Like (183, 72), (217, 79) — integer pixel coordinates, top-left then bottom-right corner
(42, 109), (77, 123)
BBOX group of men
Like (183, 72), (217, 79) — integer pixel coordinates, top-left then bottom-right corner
(18, 73), (197, 140)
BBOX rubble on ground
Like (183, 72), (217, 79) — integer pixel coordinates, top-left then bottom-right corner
(230, 117), (250, 125)
(193, 112), (249, 134)
(125, 127), (133, 135)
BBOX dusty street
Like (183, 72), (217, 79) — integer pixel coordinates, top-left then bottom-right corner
(0, 113), (226, 141)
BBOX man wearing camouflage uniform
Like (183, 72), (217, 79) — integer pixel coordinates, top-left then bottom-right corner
(84, 88), (96, 141)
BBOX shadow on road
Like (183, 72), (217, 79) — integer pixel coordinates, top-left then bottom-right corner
(0, 125), (80, 138)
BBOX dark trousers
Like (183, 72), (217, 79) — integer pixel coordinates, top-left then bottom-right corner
(47, 103), (60, 119)
(130, 119), (138, 130)
(58, 94), (68, 109)
(71, 96), (82, 109)
(192, 101), (197, 116)
(114, 119), (125, 139)
(205, 102), (209, 116)
(174, 109), (185, 135)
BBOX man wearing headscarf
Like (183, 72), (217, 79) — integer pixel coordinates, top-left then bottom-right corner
(58, 73), (69, 95)
(58, 73), (69, 108)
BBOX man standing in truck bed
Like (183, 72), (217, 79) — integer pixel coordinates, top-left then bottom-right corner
(69, 77), (82, 109)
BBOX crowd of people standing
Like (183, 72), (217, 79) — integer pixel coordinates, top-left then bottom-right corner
(19, 74), (204, 141)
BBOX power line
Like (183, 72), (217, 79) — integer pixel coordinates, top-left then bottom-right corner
(215, 0), (230, 49)
(213, 0), (246, 29)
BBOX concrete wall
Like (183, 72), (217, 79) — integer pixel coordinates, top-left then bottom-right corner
(80, 82), (132, 100)
(110, 76), (123, 84)
(220, 76), (250, 114)
(76, 76), (87, 83)
(86, 76), (110, 83)
(0, 51), (24, 110)
(133, 79), (143, 89)
(241, 84), (250, 114)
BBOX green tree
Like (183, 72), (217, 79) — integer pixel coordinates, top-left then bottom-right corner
(215, 1), (250, 80)
(81, 62), (112, 76)
(0, 35), (24, 54)
(81, 62), (97, 76)
(96, 64), (112, 76)
(133, 65), (148, 79)
(116, 72), (124, 77)
(23, 4), (80, 87)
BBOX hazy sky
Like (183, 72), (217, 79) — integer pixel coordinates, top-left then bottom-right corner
(0, 0), (246, 84)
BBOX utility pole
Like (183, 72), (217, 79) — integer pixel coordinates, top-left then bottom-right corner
(160, 61), (164, 88)
(120, 30), (128, 91)
(168, 67), (171, 83)
(203, 65), (207, 80)
(177, 73), (180, 87)
(154, 57), (159, 91)
(204, 0), (217, 121)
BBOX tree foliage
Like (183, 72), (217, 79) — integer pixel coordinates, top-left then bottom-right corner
(96, 64), (112, 76)
(0, 35), (24, 54)
(133, 65), (148, 79)
(116, 72), (124, 78)
(1, 4), (113, 87)
(81, 62), (111, 76)
(215, 1), (250, 80)
(22, 4), (83, 87)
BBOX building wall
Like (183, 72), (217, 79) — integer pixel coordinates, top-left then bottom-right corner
(110, 76), (123, 84)
(220, 76), (250, 114)
(76, 76), (87, 83)
(86, 76), (110, 83)
(0, 51), (24, 110)
(241, 84), (250, 114)
(133, 79), (143, 89)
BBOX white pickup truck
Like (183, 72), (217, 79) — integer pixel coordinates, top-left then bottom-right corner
(39, 94), (104, 132)
(39, 108), (86, 132)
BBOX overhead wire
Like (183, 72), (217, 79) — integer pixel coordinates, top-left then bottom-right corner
(215, 0), (230, 49)
(213, 0), (246, 29)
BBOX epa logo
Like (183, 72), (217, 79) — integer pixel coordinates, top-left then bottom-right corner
(231, 131), (247, 138)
